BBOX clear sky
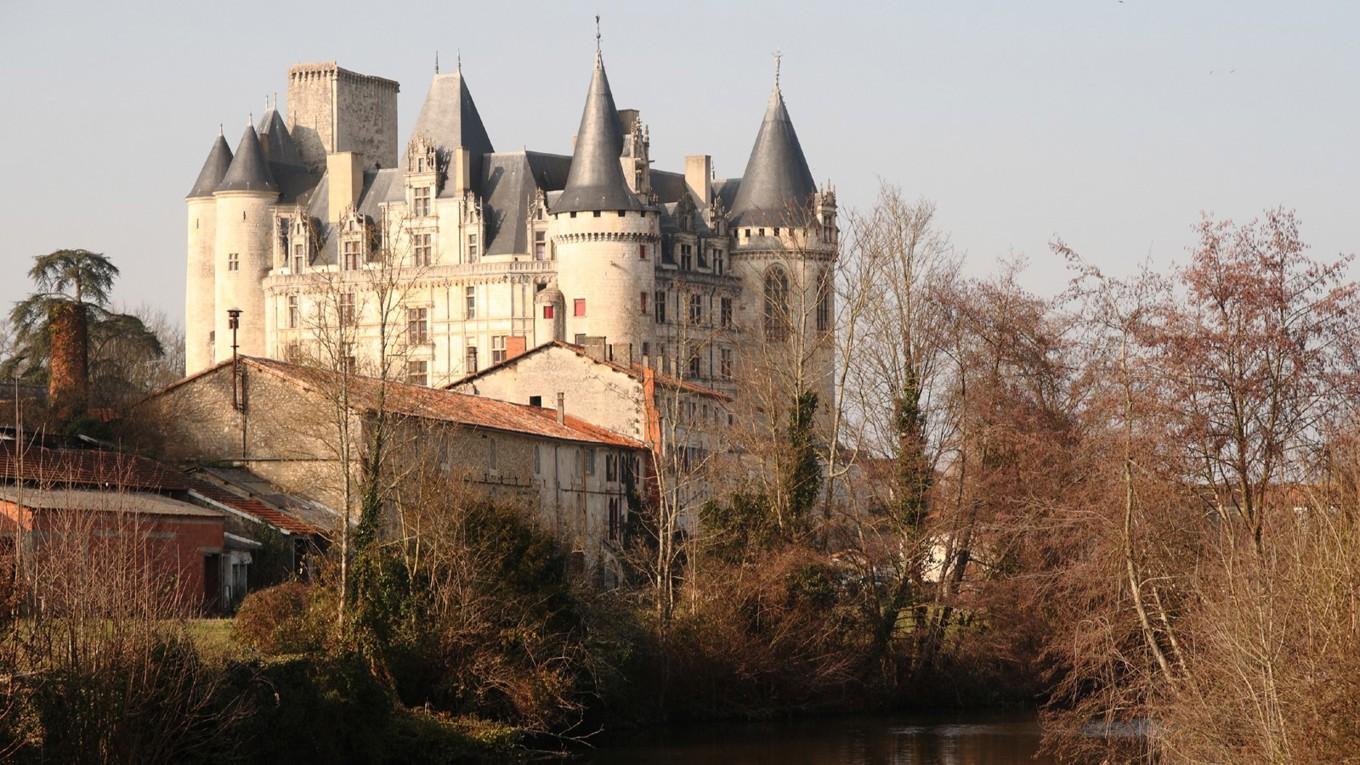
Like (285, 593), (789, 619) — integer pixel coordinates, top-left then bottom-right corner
(1, 1), (1356, 323)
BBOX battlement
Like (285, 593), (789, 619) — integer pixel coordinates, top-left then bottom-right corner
(286, 62), (400, 174)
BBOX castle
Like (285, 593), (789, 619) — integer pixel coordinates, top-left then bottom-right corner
(184, 44), (837, 409)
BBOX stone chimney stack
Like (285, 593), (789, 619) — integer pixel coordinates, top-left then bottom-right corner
(47, 302), (88, 422)
(685, 154), (712, 205)
(556, 392), (565, 424)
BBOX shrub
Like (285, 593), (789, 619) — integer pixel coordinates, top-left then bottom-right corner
(233, 582), (320, 655)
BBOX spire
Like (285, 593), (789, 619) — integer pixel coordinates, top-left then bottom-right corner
(257, 105), (303, 167)
(552, 47), (642, 214)
(728, 66), (816, 227)
(409, 63), (494, 156)
(216, 124), (279, 194)
(187, 132), (234, 198)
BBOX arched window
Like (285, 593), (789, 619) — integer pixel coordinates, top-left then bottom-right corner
(764, 265), (790, 341)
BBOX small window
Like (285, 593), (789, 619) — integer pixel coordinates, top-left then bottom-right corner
(681, 244), (693, 271)
(655, 290), (667, 324)
(721, 348), (733, 380)
(292, 243), (304, 272)
(605, 452), (618, 482)
(639, 244), (648, 260)
(492, 335), (507, 364)
(688, 354), (701, 379)
(287, 295), (299, 329)
(342, 240), (361, 270)
(593, 211), (601, 218)
(407, 307), (429, 345)
(573, 298), (586, 317)
(467, 233), (479, 260)
(227, 252), (240, 272)
(413, 186), (431, 217)
(534, 230), (546, 260)
(406, 359), (428, 386)
(339, 293), (355, 326)
(720, 297), (733, 328)
(542, 304), (555, 319)
(689, 293), (703, 324)
(465, 286), (477, 319)
(640, 291), (648, 315)
(584, 448), (596, 476)
(465, 345), (478, 374)
(413, 232), (432, 267)
(529, 395), (542, 407)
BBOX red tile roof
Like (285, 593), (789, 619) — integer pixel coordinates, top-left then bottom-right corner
(0, 441), (190, 491)
(188, 480), (321, 536)
(242, 357), (644, 449)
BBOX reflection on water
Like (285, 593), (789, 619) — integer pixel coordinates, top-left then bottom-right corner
(580, 712), (1058, 765)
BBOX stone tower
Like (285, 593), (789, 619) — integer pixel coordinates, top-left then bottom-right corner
(212, 123), (279, 363)
(286, 62), (400, 173)
(185, 130), (233, 374)
(728, 69), (838, 408)
(549, 49), (659, 363)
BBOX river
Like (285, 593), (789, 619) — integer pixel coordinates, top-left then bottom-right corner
(577, 711), (1059, 764)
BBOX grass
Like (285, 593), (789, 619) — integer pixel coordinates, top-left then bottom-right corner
(185, 618), (253, 663)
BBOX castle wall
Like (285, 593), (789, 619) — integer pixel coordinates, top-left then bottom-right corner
(186, 198), (217, 374)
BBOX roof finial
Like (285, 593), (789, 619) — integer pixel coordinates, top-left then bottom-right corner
(247, 112), (253, 127)
(456, 49), (462, 73)
(595, 15), (602, 57)
(218, 123), (223, 137)
(435, 50), (440, 74)
(773, 50), (783, 90)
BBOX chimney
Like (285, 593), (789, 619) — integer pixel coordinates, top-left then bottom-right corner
(556, 392), (565, 424)
(326, 151), (365, 220)
(685, 154), (712, 205)
(452, 147), (471, 196)
(583, 336), (608, 362)
(47, 301), (88, 422)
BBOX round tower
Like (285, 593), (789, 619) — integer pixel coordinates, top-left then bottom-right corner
(534, 286), (565, 345)
(550, 49), (658, 359)
(185, 130), (233, 374)
(213, 123), (279, 362)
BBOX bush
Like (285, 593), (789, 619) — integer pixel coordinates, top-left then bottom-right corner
(233, 582), (320, 655)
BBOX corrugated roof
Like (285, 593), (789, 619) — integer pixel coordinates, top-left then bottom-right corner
(0, 487), (222, 519)
(0, 441), (190, 491)
(552, 52), (643, 214)
(188, 480), (320, 536)
(232, 356), (644, 448)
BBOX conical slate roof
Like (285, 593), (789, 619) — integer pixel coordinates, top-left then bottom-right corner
(187, 133), (234, 198)
(217, 125), (279, 194)
(728, 85), (817, 227)
(410, 67), (494, 156)
(552, 52), (642, 214)
(257, 108), (304, 167)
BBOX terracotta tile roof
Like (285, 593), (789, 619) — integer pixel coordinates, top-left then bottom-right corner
(188, 480), (321, 536)
(0, 441), (190, 492)
(450, 340), (732, 401)
(243, 357), (645, 450)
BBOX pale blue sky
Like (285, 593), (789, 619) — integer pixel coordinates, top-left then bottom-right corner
(2, 1), (1356, 323)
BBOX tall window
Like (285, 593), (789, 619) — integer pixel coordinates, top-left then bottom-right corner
(491, 335), (507, 364)
(714, 248), (725, 275)
(605, 452), (618, 482)
(534, 230), (547, 260)
(465, 286), (476, 319)
(413, 186), (431, 217)
(639, 291), (648, 315)
(608, 496), (621, 542)
(292, 243), (304, 272)
(655, 290), (667, 324)
(688, 293), (703, 325)
(574, 298), (586, 317)
(688, 353), (701, 379)
(639, 244), (648, 260)
(680, 243), (693, 270)
(816, 277), (832, 332)
(764, 266), (790, 341)
(287, 295), (299, 329)
(406, 359), (428, 386)
(338, 293), (355, 326)
(720, 297), (733, 328)
(407, 307), (429, 345)
(465, 344), (478, 374)
(412, 233), (431, 267)
(584, 448), (596, 476)
(720, 348), (733, 380)
(697, 245), (709, 269)
(467, 233), (479, 261)
(227, 252), (239, 272)
(342, 240), (360, 270)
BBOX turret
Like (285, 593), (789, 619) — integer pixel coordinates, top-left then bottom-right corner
(185, 130), (233, 374)
(534, 286), (566, 345)
(213, 122), (279, 363)
(549, 47), (658, 360)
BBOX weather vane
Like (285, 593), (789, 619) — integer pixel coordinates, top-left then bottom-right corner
(773, 50), (782, 88)
(595, 15), (602, 52)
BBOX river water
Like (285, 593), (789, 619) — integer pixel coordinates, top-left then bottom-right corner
(579, 712), (1058, 764)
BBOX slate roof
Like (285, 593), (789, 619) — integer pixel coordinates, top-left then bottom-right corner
(0, 441), (190, 492)
(727, 85), (817, 227)
(187, 133), (233, 199)
(257, 108), (304, 167)
(217, 125), (279, 194)
(410, 69), (494, 156)
(552, 52), (643, 214)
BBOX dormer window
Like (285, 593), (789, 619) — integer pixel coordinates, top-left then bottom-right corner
(467, 233), (479, 261)
(413, 186), (431, 217)
(342, 240), (361, 270)
(292, 243), (304, 272)
(534, 231), (546, 260)
(680, 244), (692, 271)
